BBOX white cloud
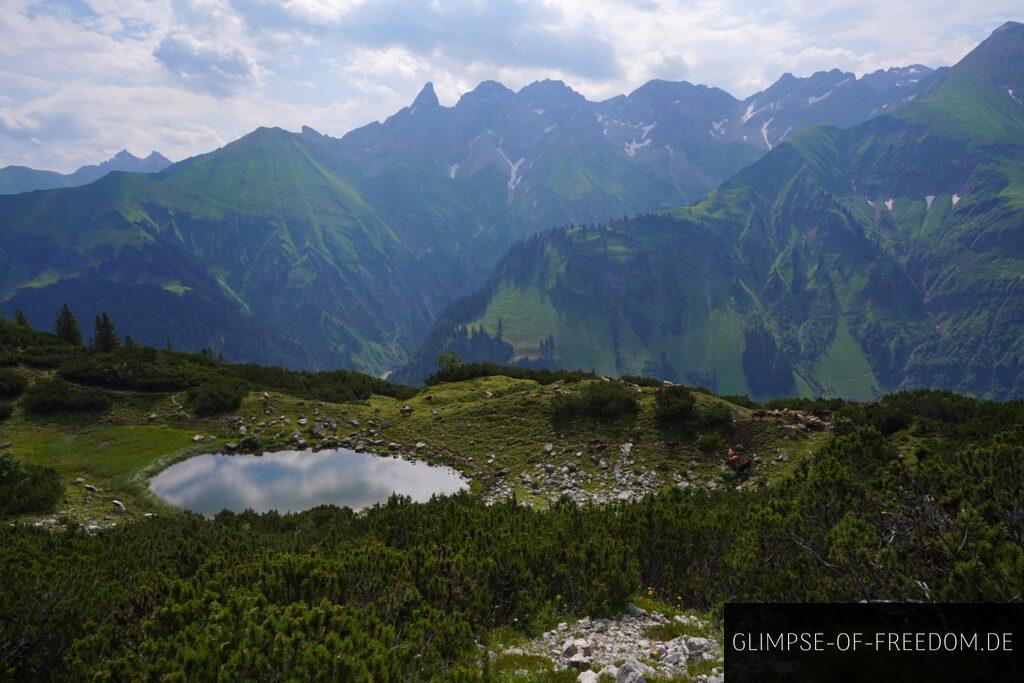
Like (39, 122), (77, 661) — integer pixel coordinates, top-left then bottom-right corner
(154, 33), (260, 94)
(0, 109), (42, 134)
(0, 0), (1019, 171)
(265, 0), (366, 24)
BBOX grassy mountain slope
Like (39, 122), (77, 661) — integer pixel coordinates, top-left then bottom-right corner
(0, 128), (461, 372)
(398, 22), (1024, 400)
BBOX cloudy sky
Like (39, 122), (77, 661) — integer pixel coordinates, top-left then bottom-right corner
(0, 0), (1018, 172)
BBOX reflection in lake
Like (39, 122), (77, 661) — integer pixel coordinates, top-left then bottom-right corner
(149, 448), (468, 517)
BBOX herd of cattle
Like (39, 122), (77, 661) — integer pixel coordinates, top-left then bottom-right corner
(751, 407), (833, 433)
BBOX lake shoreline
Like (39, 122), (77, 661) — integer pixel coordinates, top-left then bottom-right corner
(149, 447), (470, 517)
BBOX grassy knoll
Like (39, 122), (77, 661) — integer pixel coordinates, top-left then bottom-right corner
(348, 376), (826, 504)
(0, 366), (825, 526)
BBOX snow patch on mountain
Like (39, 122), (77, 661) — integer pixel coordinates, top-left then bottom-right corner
(807, 78), (850, 106)
(761, 118), (773, 149)
(624, 123), (656, 157)
(925, 195), (935, 210)
(509, 159), (524, 190)
(624, 138), (651, 156)
(496, 146), (526, 194)
(807, 90), (834, 105)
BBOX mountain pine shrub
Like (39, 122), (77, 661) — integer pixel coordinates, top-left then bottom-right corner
(0, 368), (28, 397)
(186, 378), (247, 416)
(22, 378), (110, 414)
(552, 381), (640, 421)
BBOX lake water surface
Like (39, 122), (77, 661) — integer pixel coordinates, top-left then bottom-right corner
(149, 448), (468, 516)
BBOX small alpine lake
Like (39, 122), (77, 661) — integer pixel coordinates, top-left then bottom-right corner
(149, 448), (468, 517)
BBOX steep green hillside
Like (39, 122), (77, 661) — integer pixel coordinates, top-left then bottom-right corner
(399, 22), (1024, 400)
(0, 129), (461, 372)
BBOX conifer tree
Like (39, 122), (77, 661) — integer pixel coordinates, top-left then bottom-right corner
(14, 309), (28, 326)
(92, 312), (119, 352)
(54, 303), (82, 346)
(436, 351), (461, 374)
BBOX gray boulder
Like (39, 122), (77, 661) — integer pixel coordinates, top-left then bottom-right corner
(626, 603), (647, 617)
(686, 636), (712, 653)
(568, 652), (591, 670)
(615, 657), (652, 683)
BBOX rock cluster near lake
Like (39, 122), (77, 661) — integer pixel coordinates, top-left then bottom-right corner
(483, 440), (665, 505)
(506, 603), (723, 682)
(205, 390), (815, 509)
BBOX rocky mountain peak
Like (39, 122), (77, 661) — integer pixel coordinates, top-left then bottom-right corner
(456, 80), (515, 109)
(411, 82), (440, 111)
(517, 79), (584, 108)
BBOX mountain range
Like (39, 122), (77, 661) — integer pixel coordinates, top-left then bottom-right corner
(0, 150), (172, 195)
(396, 21), (1024, 401)
(1, 23), (1020, 400)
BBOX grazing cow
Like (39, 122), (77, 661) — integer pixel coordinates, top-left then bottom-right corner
(725, 450), (752, 478)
